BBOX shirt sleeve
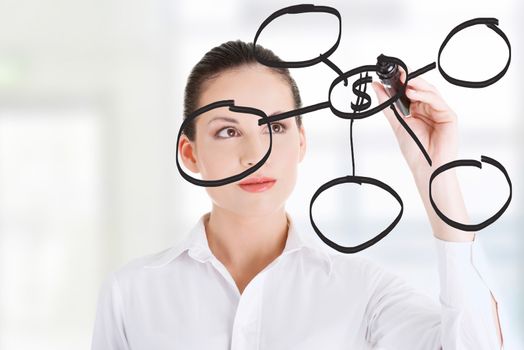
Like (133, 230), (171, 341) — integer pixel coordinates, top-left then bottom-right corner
(364, 234), (502, 350)
(91, 272), (130, 350)
(434, 234), (503, 349)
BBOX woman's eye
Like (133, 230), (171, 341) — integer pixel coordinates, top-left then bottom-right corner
(267, 122), (287, 134)
(215, 122), (287, 139)
(215, 127), (239, 139)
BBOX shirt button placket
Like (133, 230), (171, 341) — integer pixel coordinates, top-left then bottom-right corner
(230, 272), (266, 350)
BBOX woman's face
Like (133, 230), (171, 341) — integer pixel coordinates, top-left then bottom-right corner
(179, 64), (306, 217)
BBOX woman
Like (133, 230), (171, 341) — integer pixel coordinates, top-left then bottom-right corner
(91, 40), (503, 349)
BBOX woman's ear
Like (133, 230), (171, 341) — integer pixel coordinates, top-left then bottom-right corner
(178, 135), (200, 174)
(298, 125), (306, 163)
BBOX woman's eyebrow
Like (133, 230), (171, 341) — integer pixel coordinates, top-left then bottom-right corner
(207, 111), (283, 125)
(207, 116), (239, 125)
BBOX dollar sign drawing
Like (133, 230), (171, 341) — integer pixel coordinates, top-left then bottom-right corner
(351, 72), (372, 112)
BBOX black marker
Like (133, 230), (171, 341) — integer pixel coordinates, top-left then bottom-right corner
(376, 59), (411, 116)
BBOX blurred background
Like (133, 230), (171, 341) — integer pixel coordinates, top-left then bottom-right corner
(0, 0), (521, 348)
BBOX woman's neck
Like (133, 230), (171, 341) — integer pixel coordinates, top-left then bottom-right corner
(203, 207), (289, 293)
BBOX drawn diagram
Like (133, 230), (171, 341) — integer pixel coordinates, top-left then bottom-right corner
(176, 4), (512, 254)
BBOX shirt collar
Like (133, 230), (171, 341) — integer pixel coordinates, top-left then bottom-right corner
(144, 211), (332, 275)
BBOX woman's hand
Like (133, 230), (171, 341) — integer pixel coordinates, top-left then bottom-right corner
(371, 71), (458, 178)
(371, 71), (474, 242)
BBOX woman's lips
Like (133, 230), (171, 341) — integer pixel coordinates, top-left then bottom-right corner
(238, 180), (276, 193)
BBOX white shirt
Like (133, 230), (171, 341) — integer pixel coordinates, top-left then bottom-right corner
(91, 211), (503, 349)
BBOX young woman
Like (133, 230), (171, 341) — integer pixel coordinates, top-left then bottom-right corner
(91, 40), (503, 349)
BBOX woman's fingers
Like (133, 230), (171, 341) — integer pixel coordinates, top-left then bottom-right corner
(397, 66), (439, 102)
(405, 88), (455, 123)
(409, 101), (440, 126)
(372, 70), (456, 129)
(397, 64), (441, 96)
(406, 76), (440, 95)
(406, 89), (441, 107)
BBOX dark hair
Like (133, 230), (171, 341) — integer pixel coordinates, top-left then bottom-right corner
(182, 40), (303, 141)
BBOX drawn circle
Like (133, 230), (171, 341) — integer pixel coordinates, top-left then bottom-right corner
(309, 175), (403, 254)
(253, 4), (342, 69)
(327, 55), (410, 120)
(429, 155), (512, 231)
(175, 100), (273, 187)
(437, 18), (511, 88)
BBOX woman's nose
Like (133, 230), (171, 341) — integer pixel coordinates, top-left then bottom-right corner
(240, 136), (268, 167)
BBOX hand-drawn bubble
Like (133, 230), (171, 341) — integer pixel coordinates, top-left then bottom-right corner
(253, 4), (342, 69)
(437, 18), (511, 88)
(309, 175), (403, 254)
(429, 155), (512, 231)
(176, 100), (273, 187)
